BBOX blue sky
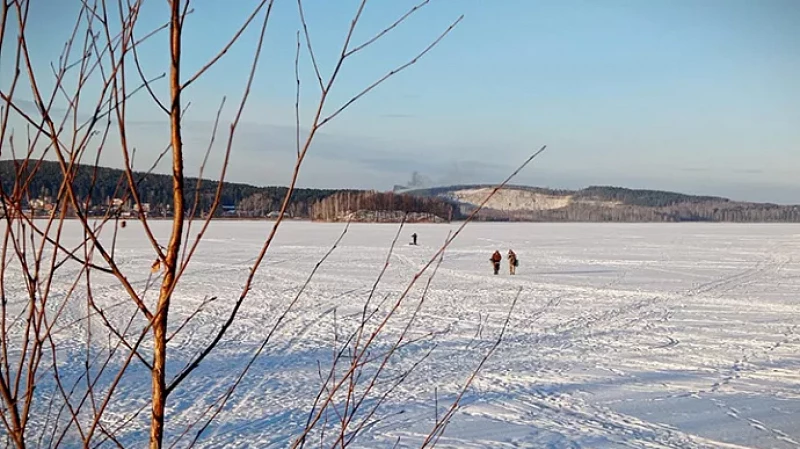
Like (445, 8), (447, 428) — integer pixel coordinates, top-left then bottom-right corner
(4, 0), (799, 203)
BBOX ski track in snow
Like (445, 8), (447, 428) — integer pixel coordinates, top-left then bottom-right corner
(4, 221), (800, 448)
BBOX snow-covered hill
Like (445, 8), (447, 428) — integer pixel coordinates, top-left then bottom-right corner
(448, 187), (574, 211)
(408, 185), (800, 222)
(445, 187), (621, 212)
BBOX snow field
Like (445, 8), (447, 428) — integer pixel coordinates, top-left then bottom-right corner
(2, 221), (800, 448)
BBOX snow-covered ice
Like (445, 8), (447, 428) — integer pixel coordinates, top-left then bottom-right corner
(4, 221), (800, 448)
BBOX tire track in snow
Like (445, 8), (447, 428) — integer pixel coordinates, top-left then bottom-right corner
(389, 251), (755, 364)
(710, 323), (800, 394)
(698, 321), (800, 448)
(393, 249), (790, 367)
(709, 396), (800, 448)
(462, 376), (756, 449)
(648, 252), (800, 449)
(393, 245), (796, 448)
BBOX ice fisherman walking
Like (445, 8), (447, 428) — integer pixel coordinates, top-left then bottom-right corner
(508, 249), (518, 275)
(490, 250), (502, 275)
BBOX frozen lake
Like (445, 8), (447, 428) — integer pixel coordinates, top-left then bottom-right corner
(4, 221), (800, 448)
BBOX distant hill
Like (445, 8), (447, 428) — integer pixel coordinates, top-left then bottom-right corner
(3, 160), (798, 222)
(0, 160), (343, 218)
(404, 184), (800, 222)
(0, 160), (452, 221)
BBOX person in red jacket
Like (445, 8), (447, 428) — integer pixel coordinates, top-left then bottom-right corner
(490, 250), (502, 275)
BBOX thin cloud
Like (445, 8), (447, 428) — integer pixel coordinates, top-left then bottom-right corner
(379, 113), (416, 119)
(677, 167), (711, 173)
(733, 168), (764, 175)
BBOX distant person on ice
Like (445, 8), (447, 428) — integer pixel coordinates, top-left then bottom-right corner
(508, 249), (518, 275)
(411, 233), (418, 245)
(490, 250), (502, 275)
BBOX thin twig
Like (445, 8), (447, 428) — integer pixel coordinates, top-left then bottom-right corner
(320, 15), (463, 128)
(181, 0), (271, 89)
(422, 288), (523, 448)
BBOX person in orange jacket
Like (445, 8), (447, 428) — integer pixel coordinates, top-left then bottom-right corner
(490, 250), (502, 275)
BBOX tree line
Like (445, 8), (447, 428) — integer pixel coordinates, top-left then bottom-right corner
(460, 200), (800, 222)
(310, 190), (454, 222)
(574, 186), (728, 208)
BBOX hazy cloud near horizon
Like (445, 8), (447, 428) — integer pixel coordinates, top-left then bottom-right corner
(114, 120), (519, 192)
(36, 118), (794, 205)
(2, 103), (798, 204)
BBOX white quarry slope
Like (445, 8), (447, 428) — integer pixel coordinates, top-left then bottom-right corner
(4, 221), (800, 448)
(447, 187), (575, 211)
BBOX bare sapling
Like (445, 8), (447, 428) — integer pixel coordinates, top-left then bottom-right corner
(0, 0), (549, 447)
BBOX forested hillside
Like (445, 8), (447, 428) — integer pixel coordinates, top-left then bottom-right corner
(575, 186), (728, 207)
(405, 184), (800, 222)
(3, 160), (797, 222)
(0, 160), (337, 218)
(310, 191), (453, 222)
(0, 160), (449, 220)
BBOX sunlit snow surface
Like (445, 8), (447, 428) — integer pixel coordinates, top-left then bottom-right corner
(5, 221), (800, 448)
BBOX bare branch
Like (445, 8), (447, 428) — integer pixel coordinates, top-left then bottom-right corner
(296, 0), (328, 92)
(166, 296), (216, 343)
(295, 30), (301, 157)
(422, 288), (523, 448)
(181, 0), (272, 90)
(169, 219), (351, 396)
(181, 96), (226, 267)
(320, 14), (464, 128)
(345, 0), (430, 57)
(172, 220), (352, 447)
(170, 0), (275, 296)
